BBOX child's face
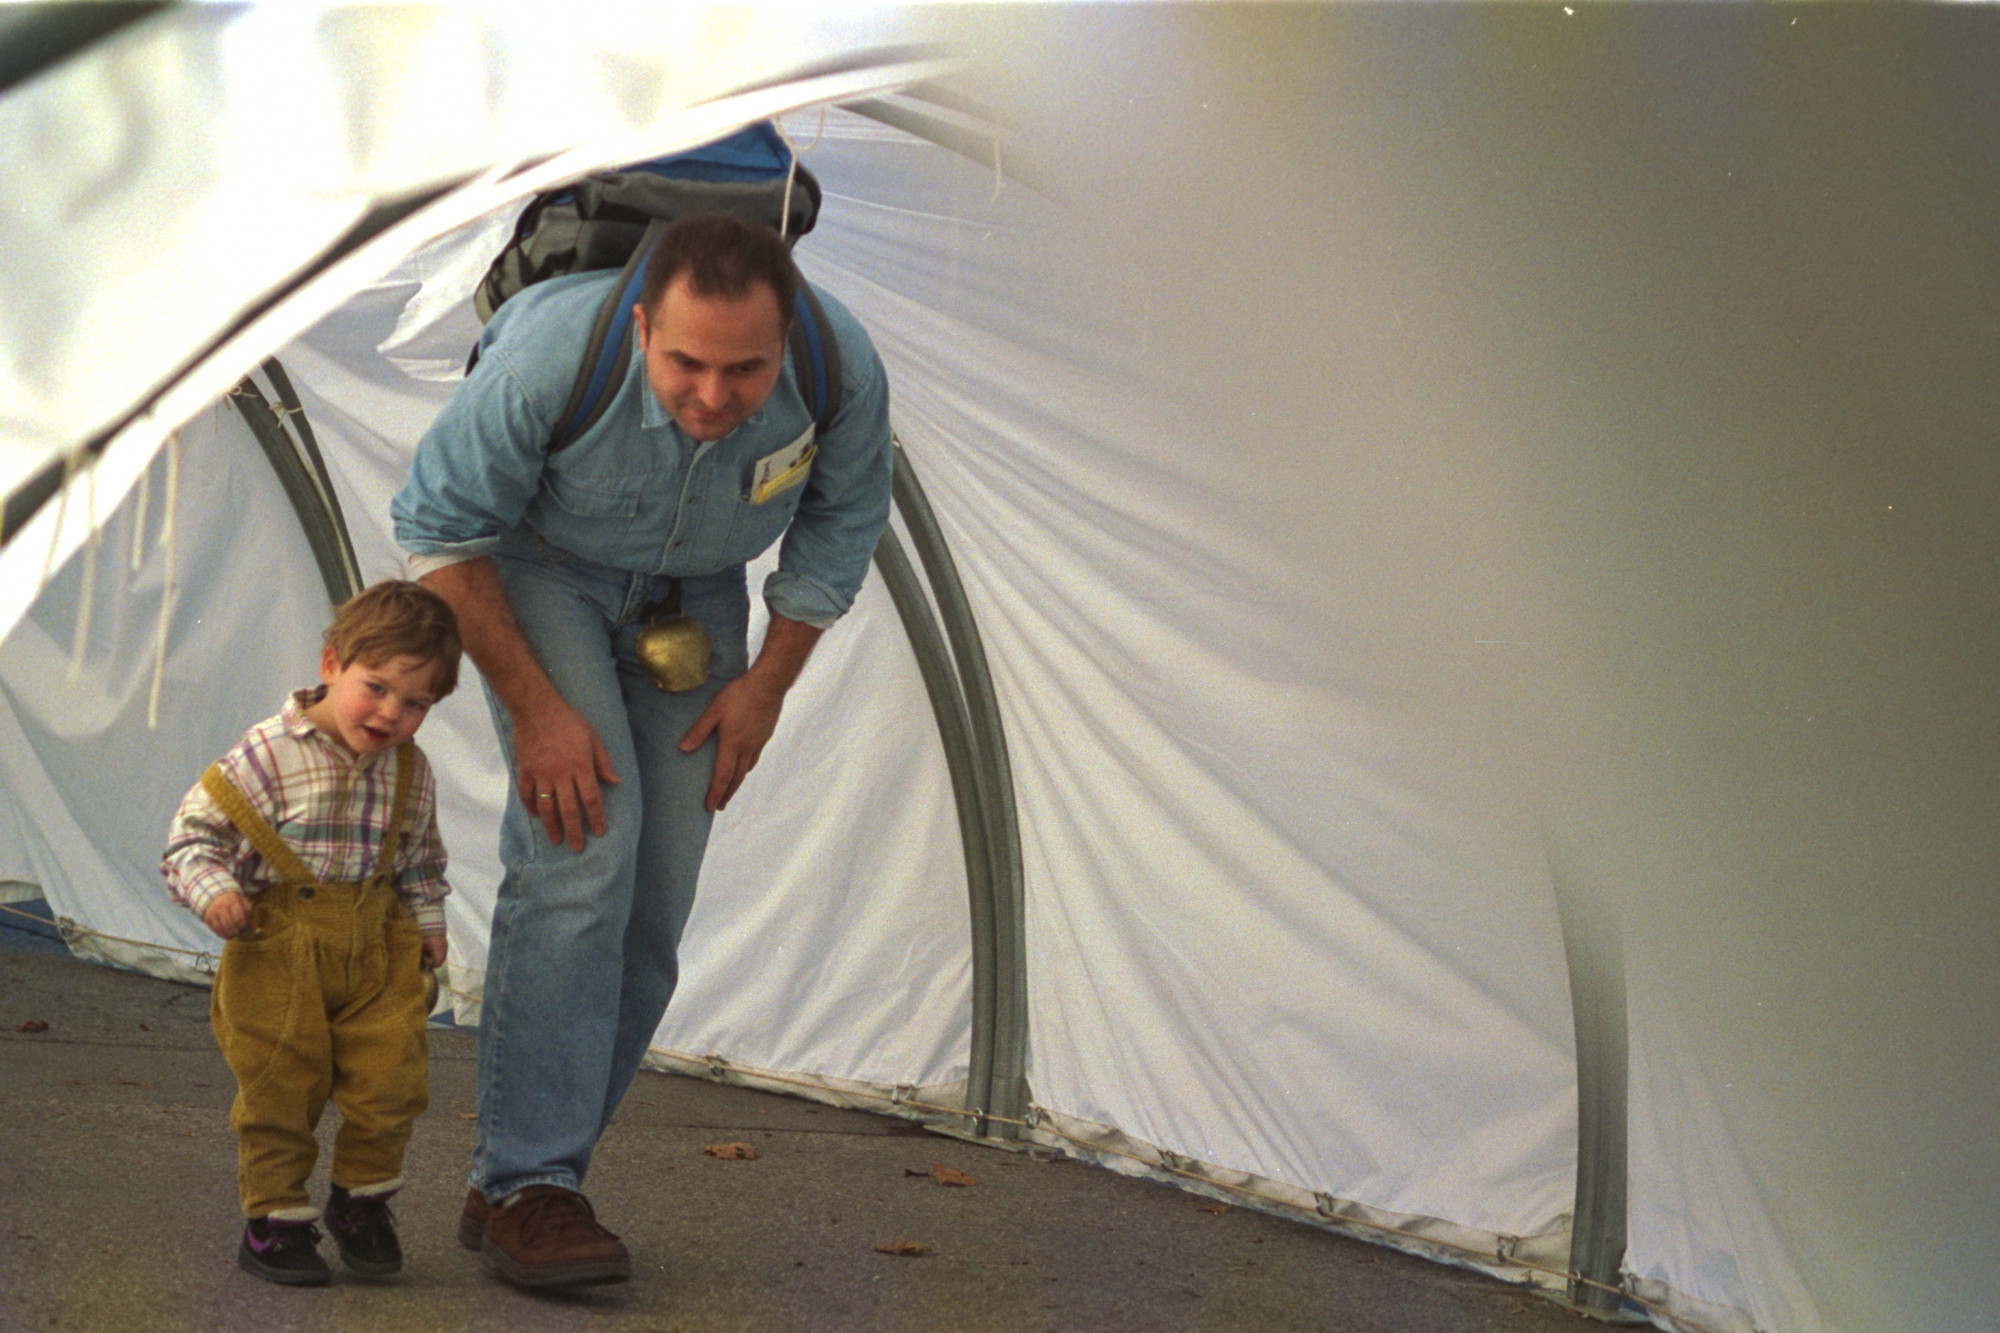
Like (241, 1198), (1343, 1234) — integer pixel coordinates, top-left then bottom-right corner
(307, 650), (440, 757)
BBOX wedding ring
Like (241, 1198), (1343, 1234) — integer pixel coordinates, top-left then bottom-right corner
(537, 792), (554, 801)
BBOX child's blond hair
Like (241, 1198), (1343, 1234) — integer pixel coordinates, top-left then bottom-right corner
(323, 580), (462, 699)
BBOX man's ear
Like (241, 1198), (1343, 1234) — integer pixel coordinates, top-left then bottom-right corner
(632, 300), (651, 348)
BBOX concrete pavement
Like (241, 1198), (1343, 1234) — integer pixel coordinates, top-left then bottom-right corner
(0, 943), (1596, 1333)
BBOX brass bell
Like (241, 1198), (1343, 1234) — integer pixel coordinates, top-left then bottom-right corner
(636, 614), (710, 692)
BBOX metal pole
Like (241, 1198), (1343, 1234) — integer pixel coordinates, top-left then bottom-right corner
(229, 376), (360, 606)
(1547, 828), (1630, 1314)
(260, 358), (362, 595)
(230, 377), (1028, 1142)
(887, 443), (1029, 1129)
(871, 523), (1002, 1134)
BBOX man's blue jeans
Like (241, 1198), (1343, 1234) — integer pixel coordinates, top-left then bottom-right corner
(471, 528), (749, 1200)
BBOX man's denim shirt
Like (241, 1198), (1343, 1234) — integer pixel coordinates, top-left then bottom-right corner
(391, 271), (893, 628)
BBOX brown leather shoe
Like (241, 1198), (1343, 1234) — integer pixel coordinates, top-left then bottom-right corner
(481, 1185), (630, 1287)
(457, 1187), (487, 1251)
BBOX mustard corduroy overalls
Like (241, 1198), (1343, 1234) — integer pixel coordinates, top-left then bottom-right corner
(201, 745), (431, 1218)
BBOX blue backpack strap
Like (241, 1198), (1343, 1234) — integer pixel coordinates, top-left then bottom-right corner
(549, 218), (666, 453)
(789, 283), (842, 437)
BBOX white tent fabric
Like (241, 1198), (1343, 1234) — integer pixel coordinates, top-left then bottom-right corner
(4, 9), (1997, 1333)
(0, 2), (941, 639)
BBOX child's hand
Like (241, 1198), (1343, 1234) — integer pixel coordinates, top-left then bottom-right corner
(201, 892), (251, 940)
(421, 933), (448, 969)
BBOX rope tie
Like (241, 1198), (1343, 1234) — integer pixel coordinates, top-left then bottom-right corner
(38, 448), (80, 588)
(0, 900), (219, 973)
(773, 108), (828, 243)
(66, 462), (100, 683)
(776, 128), (799, 242)
(128, 459), (150, 573)
(147, 432), (180, 730)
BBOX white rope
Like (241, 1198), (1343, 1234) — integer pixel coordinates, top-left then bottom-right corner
(147, 432), (181, 730)
(66, 462), (100, 683)
(128, 457), (151, 573)
(775, 121), (799, 241)
(774, 108), (834, 243)
(0, 900), (217, 975)
(38, 447), (80, 589)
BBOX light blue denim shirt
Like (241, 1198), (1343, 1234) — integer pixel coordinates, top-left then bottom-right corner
(391, 270), (893, 627)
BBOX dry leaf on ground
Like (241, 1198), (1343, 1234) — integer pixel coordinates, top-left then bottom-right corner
(455, 1111), (478, 1121)
(875, 1239), (934, 1257)
(1197, 1203), (1231, 1214)
(704, 1142), (758, 1160)
(931, 1164), (978, 1187)
(14, 1019), (48, 1033)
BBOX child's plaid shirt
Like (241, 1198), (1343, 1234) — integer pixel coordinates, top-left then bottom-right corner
(162, 687), (450, 935)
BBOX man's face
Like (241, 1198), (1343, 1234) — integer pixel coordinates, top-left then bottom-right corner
(633, 275), (787, 441)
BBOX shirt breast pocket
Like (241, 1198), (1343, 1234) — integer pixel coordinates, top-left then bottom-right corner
(545, 471), (641, 519)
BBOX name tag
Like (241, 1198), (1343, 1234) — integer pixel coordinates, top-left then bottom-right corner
(750, 427), (817, 505)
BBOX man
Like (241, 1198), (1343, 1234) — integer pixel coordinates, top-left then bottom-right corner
(391, 214), (893, 1287)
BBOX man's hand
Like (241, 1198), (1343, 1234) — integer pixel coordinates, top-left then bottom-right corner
(201, 891), (251, 940)
(421, 933), (449, 968)
(679, 675), (786, 812)
(676, 604), (824, 804)
(513, 697), (621, 850)
(677, 611), (824, 812)
(418, 558), (621, 850)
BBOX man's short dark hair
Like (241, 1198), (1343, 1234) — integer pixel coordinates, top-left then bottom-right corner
(640, 213), (799, 327)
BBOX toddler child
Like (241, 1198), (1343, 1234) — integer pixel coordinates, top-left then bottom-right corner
(163, 580), (460, 1285)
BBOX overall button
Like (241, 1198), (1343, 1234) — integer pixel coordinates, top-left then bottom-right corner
(299, 887), (316, 899)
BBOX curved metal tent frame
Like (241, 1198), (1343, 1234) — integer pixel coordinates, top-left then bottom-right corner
(230, 311), (1625, 1319)
(230, 350), (1033, 1144)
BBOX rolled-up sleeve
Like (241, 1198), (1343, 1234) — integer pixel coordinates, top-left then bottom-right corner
(392, 342), (557, 560)
(763, 328), (894, 628)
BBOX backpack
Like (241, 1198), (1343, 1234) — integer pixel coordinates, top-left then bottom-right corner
(471, 122), (842, 452)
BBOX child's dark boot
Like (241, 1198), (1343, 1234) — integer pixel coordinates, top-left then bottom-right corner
(326, 1183), (404, 1276)
(239, 1215), (331, 1286)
